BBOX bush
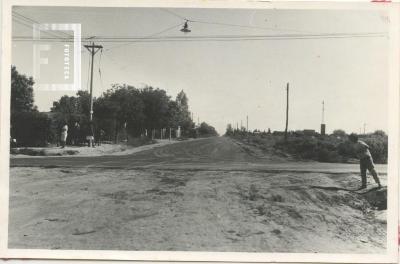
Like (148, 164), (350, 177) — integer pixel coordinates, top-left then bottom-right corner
(197, 122), (218, 137)
(363, 136), (388, 163)
(11, 111), (54, 147)
(274, 134), (387, 164)
(127, 136), (155, 147)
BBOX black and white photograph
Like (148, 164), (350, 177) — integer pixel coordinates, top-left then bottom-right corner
(0, 1), (399, 263)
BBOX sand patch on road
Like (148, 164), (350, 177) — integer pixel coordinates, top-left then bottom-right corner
(8, 167), (386, 252)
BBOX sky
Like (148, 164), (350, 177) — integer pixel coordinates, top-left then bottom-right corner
(11, 6), (390, 135)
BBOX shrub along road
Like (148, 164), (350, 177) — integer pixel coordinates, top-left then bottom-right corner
(9, 136), (387, 252)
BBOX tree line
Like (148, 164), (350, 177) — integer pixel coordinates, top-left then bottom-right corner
(10, 66), (218, 147)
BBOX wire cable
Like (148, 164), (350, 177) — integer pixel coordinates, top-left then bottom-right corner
(12, 17), (65, 39)
(13, 32), (387, 43)
(98, 49), (105, 91)
(86, 51), (91, 91)
(160, 8), (188, 21)
(105, 21), (185, 51)
(13, 11), (74, 38)
(190, 19), (314, 34)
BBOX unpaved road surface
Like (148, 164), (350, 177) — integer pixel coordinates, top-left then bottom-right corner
(9, 137), (387, 252)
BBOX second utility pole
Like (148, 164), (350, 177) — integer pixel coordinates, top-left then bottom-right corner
(84, 42), (103, 147)
(284, 83), (289, 141)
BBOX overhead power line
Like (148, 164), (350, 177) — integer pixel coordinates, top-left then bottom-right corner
(160, 8), (188, 21)
(190, 19), (314, 34)
(13, 32), (387, 43)
(104, 21), (185, 51)
(12, 11), (74, 39)
(12, 17), (65, 39)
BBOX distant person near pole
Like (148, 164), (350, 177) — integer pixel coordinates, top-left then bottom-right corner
(87, 121), (95, 148)
(348, 133), (382, 189)
(60, 123), (68, 149)
(98, 129), (105, 146)
(73, 122), (81, 146)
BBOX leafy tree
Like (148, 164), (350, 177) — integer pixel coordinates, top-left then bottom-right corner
(51, 90), (90, 117)
(176, 90), (189, 112)
(10, 66), (53, 146)
(332, 129), (347, 138)
(95, 85), (145, 140)
(50, 91), (91, 143)
(198, 122), (218, 137)
(373, 130), (387, 137)
(11, 66), (36, 113)
(171, 90), (193, 134)
(140, 86), (171, 130)
(225, 124), (233, 136)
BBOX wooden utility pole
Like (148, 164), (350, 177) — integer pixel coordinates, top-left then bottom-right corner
(321, 100), (326, 136)
(84, 42), (103, 146)
(284, 83), (289, 141)
(246, 115), (248, 132)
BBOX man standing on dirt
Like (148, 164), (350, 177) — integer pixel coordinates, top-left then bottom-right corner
(348, 134), (382, 189)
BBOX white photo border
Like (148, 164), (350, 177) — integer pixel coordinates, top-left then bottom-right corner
(0, 0), (398, 263)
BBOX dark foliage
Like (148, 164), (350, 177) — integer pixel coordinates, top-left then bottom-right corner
(197, 122), (219, 137)
(10, 66), (52, 146)
(275, 132), (387, 164)
(11, 111), (53, 147)
(228, 129), (387, 164)
(11, 66), (36, 113)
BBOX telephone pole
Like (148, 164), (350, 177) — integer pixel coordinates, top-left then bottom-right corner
(84, 42), (103, 146)
(321, 100), (326, 136)
(284, 83), (289, 141)
(246, 115), (248, 132)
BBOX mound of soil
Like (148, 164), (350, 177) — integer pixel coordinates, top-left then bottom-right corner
(361, 187), (387, 210)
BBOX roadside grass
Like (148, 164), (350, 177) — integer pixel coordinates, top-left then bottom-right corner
(127, 136), (156, 147)
(10, 148), (79, 156)
(228, 132), (387, 164)
(11, 136), (158, 157)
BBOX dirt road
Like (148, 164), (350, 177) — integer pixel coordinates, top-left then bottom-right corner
(9, 136), (387, 252)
